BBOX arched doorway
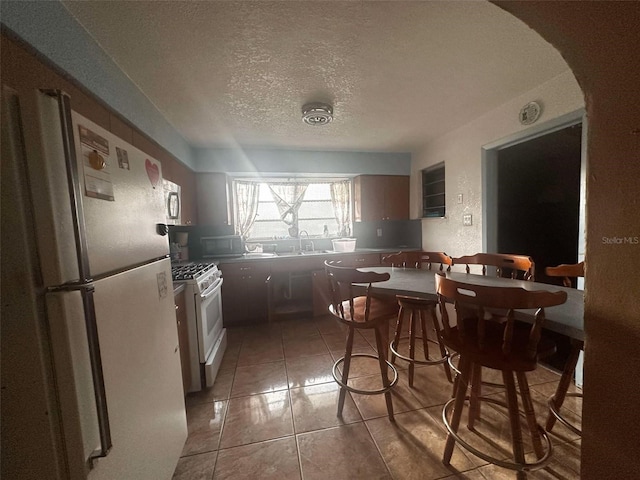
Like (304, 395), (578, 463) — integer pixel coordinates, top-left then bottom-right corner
(497, 3), (640, 479)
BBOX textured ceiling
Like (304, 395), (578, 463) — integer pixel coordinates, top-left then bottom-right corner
(62, 1), (569, 152)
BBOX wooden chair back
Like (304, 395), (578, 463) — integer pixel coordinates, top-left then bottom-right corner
(435, 273), (566, 363)
(381, 251), (452, 271)
(452, 252), (535, 281)
(324, 260), (391, 325)
(545, 261), (584, 288)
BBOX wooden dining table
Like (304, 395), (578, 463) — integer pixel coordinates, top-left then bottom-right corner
(358, 267), (585, 342)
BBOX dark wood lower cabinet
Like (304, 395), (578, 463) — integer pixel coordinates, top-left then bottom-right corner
(341, 253), (381, 268)
(220, 252), (384, 323)
(221, 262), (271, 326)
(312, 269), (332, 317)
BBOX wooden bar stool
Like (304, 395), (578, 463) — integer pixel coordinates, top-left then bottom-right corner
(452, 252), (535, 281)
(382, 251), (453, 385)
(450, 253), (542, 427)
(436, 273), (567, 479)
(390, 296), (452, 386)
(545, 261), (585, 436)
(325, 260), (400, 421)
(382, 250), (453, 272)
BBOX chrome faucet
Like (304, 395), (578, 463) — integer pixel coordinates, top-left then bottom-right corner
(298, 230), (314, 252)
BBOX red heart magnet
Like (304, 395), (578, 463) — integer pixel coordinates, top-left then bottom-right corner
(145, 159), (160, 188)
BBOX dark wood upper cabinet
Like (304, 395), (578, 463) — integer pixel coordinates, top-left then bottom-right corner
(196, 173), (232, 226)
(354, 175), (410, 222)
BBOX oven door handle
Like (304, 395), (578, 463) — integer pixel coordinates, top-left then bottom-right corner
(200, 277), (223, 300)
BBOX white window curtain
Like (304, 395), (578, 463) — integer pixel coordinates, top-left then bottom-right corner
(268, 183), (308, 237)
(234, 181), (260, 239)
(330, 180), (351, 237)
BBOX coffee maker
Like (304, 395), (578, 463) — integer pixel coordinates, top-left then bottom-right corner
(170, 232), (189, 262)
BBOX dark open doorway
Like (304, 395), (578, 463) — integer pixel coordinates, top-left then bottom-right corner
(497, 123), (582, 285)
(496, 123), (582, 371)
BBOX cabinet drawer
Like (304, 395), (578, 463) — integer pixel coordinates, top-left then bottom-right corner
(341, 253), (381, 267)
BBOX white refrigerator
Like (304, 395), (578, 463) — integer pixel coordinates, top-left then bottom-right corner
(1, 87), (187, 479)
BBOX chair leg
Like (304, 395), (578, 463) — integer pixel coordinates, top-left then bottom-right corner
(419, 308), (430, 360)
(443, 355), (472, 465)
(374, 324), (395, 422)
(468, 364), (482, 429)
(546, 340), (583, 432)
(451, 369), (459, 398)
(516, 371), (545, 459)
(337, 326), (355, 417)
(408, 308), (417, 387)
(430, 307), (453, 383)
(390, 306), (405, 364)
(503, 370), (527, 480)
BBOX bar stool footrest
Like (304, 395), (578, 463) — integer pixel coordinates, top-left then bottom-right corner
(390, 336), (448, 366)
(547, 392), (583, 435)
(332, 354), (399, 395)
(442, 395), (553, 473)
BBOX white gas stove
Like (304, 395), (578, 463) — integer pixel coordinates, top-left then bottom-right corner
(171, 262), (220, 291)
(171, 262), (226, 392)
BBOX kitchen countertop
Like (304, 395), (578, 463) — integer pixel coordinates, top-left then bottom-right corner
(212, 247), (420, 264)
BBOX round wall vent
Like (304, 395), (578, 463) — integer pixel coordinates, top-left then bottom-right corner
(302, 103), (333, 126)
(519, 101), (542, 125)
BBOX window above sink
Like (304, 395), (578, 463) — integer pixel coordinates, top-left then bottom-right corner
(232, 179), (353, 241)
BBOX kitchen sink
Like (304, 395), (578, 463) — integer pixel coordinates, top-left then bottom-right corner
(242, 250), (343, 259)
(276, 250), (333, 257)
(242, 252), (278, 258)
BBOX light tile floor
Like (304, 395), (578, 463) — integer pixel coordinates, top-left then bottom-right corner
(173, 315), (582, 479)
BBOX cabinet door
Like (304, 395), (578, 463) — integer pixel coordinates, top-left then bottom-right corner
(197, 173), (231, 225)
(174, 289), (191, 394)
(354, 175), (385, 222)
(220, 262), (270, 325)
(354, 175), (409, 221)
(312, 270), (332, 316)
(384, 176), (410, 220)
(221, 271), (246, 326)
(245, 267), (270, 321)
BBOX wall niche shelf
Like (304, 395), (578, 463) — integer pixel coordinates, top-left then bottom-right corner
(422, 163), (445, 218)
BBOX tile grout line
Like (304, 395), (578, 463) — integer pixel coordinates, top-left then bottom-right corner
(208, 334), (242, 478)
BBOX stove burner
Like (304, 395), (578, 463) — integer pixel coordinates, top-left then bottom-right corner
(171, 262), (216, 281)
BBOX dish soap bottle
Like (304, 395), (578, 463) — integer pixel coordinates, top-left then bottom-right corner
(323, 224), (329, 237)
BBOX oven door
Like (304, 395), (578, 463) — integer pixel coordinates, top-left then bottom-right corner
(195, 277), (224, 363)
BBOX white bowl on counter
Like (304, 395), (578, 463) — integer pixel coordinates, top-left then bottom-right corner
(332, 238), (357, 252)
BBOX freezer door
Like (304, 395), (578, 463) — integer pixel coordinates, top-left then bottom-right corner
(20, 91), (170, 283)
(70, 112), (170, 275)
(48, 259), (187, 479)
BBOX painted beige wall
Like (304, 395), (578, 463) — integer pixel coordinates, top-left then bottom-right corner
(411, 69), (583, 256)
(498, 3), (640, 478)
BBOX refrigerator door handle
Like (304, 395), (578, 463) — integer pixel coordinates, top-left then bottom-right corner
(44, 89), (112, 468)
(42, 89), (92, 281)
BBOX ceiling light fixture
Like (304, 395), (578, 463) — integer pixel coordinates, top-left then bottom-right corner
(302, 102), (333, 126)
